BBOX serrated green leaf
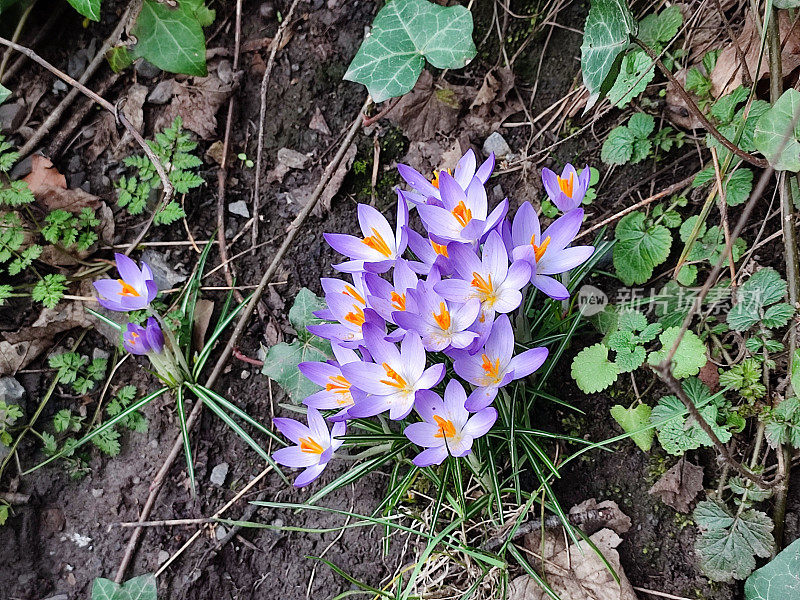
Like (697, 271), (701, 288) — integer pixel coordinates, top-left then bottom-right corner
(762, 302), (794, 329)
(611, 404), (654, 451)
(677, 264), (697, 286)
(618, 309), (648, 332)
(648, 326), (707, 378)
(745, 537), (800, 599)
(725, 168), (753, 206)
(0, 84), (10, 106)
(639, 322), (662, 343)
(791, 349), (800, 394)
(630, 138), (652, 163)
(729, 268), (788, 331)
(571, 343), (619, 393)
(344, 0), (476, 103)
(607, 51), (654, 107)
(764, 396), (800, 449)
(694, 500), (773, 582)
(613, 212), (672, 285)
(581, 0), (636, 110)
(601, 125), (634, 165)
(66, 0), (100, 21)
(753, 88), (800, 171)
(131, 0), (208, 76)
(638, 5), (683, 47)
(615, 344), (646, 373)
(711, 86), (750, 124)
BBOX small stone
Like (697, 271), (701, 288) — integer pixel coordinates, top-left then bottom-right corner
(90, 488), (103, 498)
(482, 132), (512, 159)
(42, 595), (69, 600)
(0, 377), (24, 405)
(92, 348), (110, 362)
(210, 462), (229, 486)
(241, 370), (250, 380)
(0, 102), (25, 132)
(309, 108), (331, 135)
(228, 200), (250, 218)
(135, 59), (161, 79)
(157, 550), (170, 565)
(141, 249), (188, 289)
(147, 79), (176, 105)
(215, 525), (228, 540)
(205, 140), (225, 165)
(41, 508), (66, 535)
(217, 60), (233, 86)
(277, 147), (310, 169)
(132, 476), (140, 485)
(52, 80), (68, 94)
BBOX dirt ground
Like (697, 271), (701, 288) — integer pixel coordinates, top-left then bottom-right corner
(1, 1), (797, 599)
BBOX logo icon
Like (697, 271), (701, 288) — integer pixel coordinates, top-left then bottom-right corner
(577, 284), (608, 316)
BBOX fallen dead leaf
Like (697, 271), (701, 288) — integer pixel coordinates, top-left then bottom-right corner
(315, 142), (356, 216)
(387, 70), (462, 142)
(665, 68), (705, 130)
(511, 528), (639, 600)
(86, 111), (120, 162)
(698, 360), (720, 391)
(649, 457), (705, 512)
(22, 155), (66, 194)
(711, 10), (800, 97)
(309, 107), (331, 135)
(192, 299), (215, 352)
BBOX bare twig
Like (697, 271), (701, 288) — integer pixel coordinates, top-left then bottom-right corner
(634, 37), (768, 169)
(0, 0), (36, 79)
(252, 0), (302, 246)
(0, 4), (64, 85)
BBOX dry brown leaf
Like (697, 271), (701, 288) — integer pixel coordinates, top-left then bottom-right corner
(512, 528), (638, 600)
(86, 111), (120, 162)
(309, 107), (331, 135)
(387, 70), (462, 142)
(698, 360), (720, 391)
(711, 10), (800, 97)
(665, 68), (705, 130)
(649, 457), (705, 512)
(315, 142), (356, 216)
(22, 155), (66, 194)
(35, 184), (102, 213)
(570, 498), (632, 535)
(192, 299), (215, 352)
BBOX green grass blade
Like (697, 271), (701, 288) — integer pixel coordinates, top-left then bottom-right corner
(193, 293), (253, 378)
(175, 385), (196, 496)
(191, 383), (283, 446)
(308, 557), (393, 597)
(508, 543), (562, 600)
(85, 308), (122, 331)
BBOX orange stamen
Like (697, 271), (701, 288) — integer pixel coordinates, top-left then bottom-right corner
(344, 305), (365, 326)
(481, 353), (501, 381)
(471, 272), (494, 297)
(117, 279), (140, 297)
(391, 291), (407, 311)
(325, 375), (353, 406)
(343, 284), (366, 305)
(558, 172), (574, 197)
(430, 168), (452, 189)
(433, 414), (457, 439)
(431, 240), (449, 257)
(362, 228), (392, 257)
(451, 201), (472, 227)
(432, 302), (451, 330)
(379, 362), (407, 389)
(531, 235), (551, 262)
(300, 436), (324, 454)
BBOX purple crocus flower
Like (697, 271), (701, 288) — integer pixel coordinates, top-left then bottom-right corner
(93, 253), (158, 312)
(435, 230), (530, 320)
(393, 279), (480, 352)
(404, 380), (497, 467)
(122, 317), (164, 356)
(404, 226), (453, 276)
(511, 203), (594, 300)
(397, 150), (495, 207)
(309, 274), (378, 347)
(455, 315), (549, 411)
(364, 258), (418, 325)
(299, 344), (362, 421)
(541, 164), (590, 212)
(324, 194), (408, 273)
(416, 171), (507, 245)
(272, 407), (345, 487)
(342, 324), (445, 420)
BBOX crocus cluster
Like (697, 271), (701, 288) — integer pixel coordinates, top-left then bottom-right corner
(273, 151), (594, 487)
(93, 254), (184, 386)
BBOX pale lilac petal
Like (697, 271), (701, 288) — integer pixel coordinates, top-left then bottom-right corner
(508, 347), (549, 379)
(330, 421), (346, 450)
(445, 435), (473, 457)
(485, 314), (514, 363)
(482, 230), (508, 281)
(413, 389), (442, 422)
(475, 153), (495, 183)
(465, 177), (488, 220)
(447, 241), (483, 280)
(114, 253), (143, 289)
(416, 363), (445, 390)
(325, 233), (374, 260)
(482, 199), (508, 240)
(341, 361), (396, 396)
(539, 246), (594, 275)
(453, 149), (476, 188)
(453, 355), (487, 386)
(404, 421), (442, 448)
(398, 163), (439, 198)
(363, 322), (400, 365)
(93, 278), (123, 300)
(273, 417), (310, 445)
(463, 408), (497, 437)
(492, 287), (523, 314)
(511, 201), (540, 248)
(388, 394), (415, 420)
(450, 330), (478, 349)
(306, 407), (329, 443)
(416, 204), (464, 241)
(505, 260), (532, 290)
(578, 165), (591, 191)
(401, 331), (426, 379)
(443, 379), (468, 421)
(541, 168), (561, 201)
(347, 395), (393, 418)
(357, 203), (395, 248)
(532, 274), (569, 300)
(145, 280), (158, 303)
(331, 343), (360, 365)
(294, 463), (327, 487)
(437, 170), (466, 211)
(464, 387), (499, 411)
(413, 446), (448, 467)
(434, 279), (474, 304)
(303, 390), (342, 410)
(543, 209), (584, 252)
(273, 446), (320, 468)
(298, 362), (339, 386)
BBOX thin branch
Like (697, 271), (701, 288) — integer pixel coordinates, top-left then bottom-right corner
(633, 37), (768, 169)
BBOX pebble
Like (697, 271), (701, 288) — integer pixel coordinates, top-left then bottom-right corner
(147, 79), (176, 105)
(157, 550), (170, 565)
(228, 200), (250, 218)
(141, 249), (188, 289)
(91, 488), (103, 498)
(259, 1), (275, 19)
(277, 147), (310, 169)
(215, 525), (228, 540)
(0, 101), (25, 132)
(0, 377), (25, 406)
(92, 348), (110, 362)
(135, 59), (161, 79)
(241, 370), (251, 380)
(482, 132), (512, 159)
(210, 462), (229, 486)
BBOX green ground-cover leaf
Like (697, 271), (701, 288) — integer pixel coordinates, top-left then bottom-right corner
(647, 327), (707, 378)
(131, 0), (208, 76)
(694, 500), (773, 582)
(571, 343), (619, 393)
(728, 268), (789, 331)
(344, 0), (476, 103)
(607, 50), (653, 107)
(613, 211), (672, 285)
(261, 288), (332, 402)
(0, 85), (10, 106)
(610, 404), (654, 451)
(754, 88), (800, 171)
(637, 5), (683, 49)
(92, 574), (157, 600)
(763, 396), (800, 449)
(745, 537), (800, 599)
(66, 0), (100, 20)
(581, 0), (636, 110)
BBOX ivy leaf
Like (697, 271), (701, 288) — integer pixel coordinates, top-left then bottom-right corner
(647, 326), (707, 378)
(745, 537), (800, 599)
(131, 0), (208, 76)
(637, 5), (683, 48)
(601, 125), (634, 165)
(753, 88), (800, 172)
(610, 404), (654, 451)
(66, 0), (100, 21)
(694, 500), (774, 582)
(580, 0), (636, 110)
(571, 343), (619, 393)
(613, 212), (672, 285)
(261, 288), (332, 402)
(607, 51), (654, 107)
(344, 0), (476, 103)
